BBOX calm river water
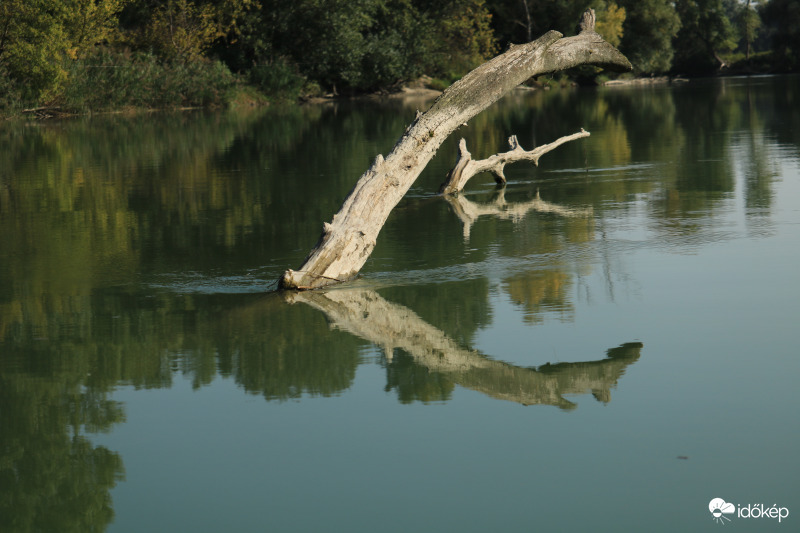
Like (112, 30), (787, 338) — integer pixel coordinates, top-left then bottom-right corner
(1, 75), (799, 532)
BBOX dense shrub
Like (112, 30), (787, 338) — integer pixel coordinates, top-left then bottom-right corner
(59, 50), (239, 112)
(0, 65), (25, 113)
(247, 59), (306, 100)
(761, 0), (800, 70)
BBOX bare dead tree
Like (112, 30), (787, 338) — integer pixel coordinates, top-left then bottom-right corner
(278, 10), (630, 291)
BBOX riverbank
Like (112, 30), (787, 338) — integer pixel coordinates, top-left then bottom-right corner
(3, 67), (795, 122)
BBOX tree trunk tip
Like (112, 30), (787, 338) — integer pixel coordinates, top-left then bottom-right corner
(579, 9), (596, 34)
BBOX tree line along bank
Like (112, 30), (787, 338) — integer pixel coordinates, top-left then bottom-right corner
(1, 0), (797, 116)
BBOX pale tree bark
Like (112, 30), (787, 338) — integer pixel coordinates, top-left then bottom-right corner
(445, 188), (593, 241)
(286, 288), (643, 408)
(439, 130), (591, 194)
(279, 10), (630, 290)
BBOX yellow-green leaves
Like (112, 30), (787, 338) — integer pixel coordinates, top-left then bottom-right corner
(146, 0), (223, 62)
(0, 0), (130, 103)
(66, 0), (128, 56)
(594, 2), (626, 48)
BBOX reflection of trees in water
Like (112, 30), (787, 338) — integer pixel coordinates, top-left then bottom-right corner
(0, 279), (640, 531)
(736, 80), (780, 238)
(443, 189), (592, 323)
(0, 271), (644, 531)
(504, 269), (574, 324)
(0, 288), (364, 532)
(0, 346), (125, 533)
(645, 77), (797, 243)
(218, 293), (363, 400)
(93, 290), (367, 399)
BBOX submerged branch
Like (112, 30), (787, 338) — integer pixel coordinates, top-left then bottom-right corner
(439, 129), (591, 195)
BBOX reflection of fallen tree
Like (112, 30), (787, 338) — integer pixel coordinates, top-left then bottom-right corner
(445, 188), (593, 241)
(286, 288), (641, 409)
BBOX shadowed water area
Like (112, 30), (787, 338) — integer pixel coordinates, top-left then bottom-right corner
(1, 75), (798, 532)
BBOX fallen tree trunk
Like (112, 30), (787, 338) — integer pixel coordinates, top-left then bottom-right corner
(439, 130), (590, 195)
(279, 10), (631, 290)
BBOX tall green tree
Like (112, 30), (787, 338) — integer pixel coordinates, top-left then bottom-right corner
(65, 0), (129, 56)
(594, 1), (626, 48)
(0, 0), (72, 102)
(223, 0), (496, 93)
(617, 0), (681, 74)
(486, 0), (584, 45)
(485, 0), (535, 43)
(486, 1), (623, 48)
(419, 0), (498, 77)
(738, 0), (761, 60)
(674, 0), (738, 72)
(0, 0), (128, 103)
(120, 0), (251, 62)
(144, 0), (223, 62)
(760, 0), (800, 69)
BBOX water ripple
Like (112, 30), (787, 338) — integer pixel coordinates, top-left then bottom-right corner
(149, 271), (276, 294)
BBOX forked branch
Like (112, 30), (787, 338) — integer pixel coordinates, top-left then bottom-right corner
(439, 129), (591, 195)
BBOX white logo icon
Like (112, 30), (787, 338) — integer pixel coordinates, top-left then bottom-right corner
(709, 498), (736, 524)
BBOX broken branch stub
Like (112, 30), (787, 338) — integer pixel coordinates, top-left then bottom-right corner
(439, 129), (591, 195)
(278, 9), (631, 291)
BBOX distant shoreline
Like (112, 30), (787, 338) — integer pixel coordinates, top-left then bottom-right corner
(7, 72), (798, 120)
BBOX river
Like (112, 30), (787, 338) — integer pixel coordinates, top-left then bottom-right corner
(1, 75), (798, 532)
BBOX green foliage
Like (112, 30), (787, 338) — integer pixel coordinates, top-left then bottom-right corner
(264, 0), (380, 91)
(64, 0), (129, 56)
(221, 0), (496, 93)
(0, 0), (70, 103)
(761, 0), (800, 69)
(427, 0), (499, 75)
(617, 0), (682, 74)
(732, 0), (761, 59)
(0, 0), (130, 104)
(0, 64), (23, 113)
(486, 0), (586, 44)
(594, 2), (626, 48)
(144, 0), (223, 62)
(359, 2), (433, 87)
(247, 58), (306, 100)
(674, 0), (738, 72)
(59, 48), (238, 111)
(2, 0), (799, 113)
